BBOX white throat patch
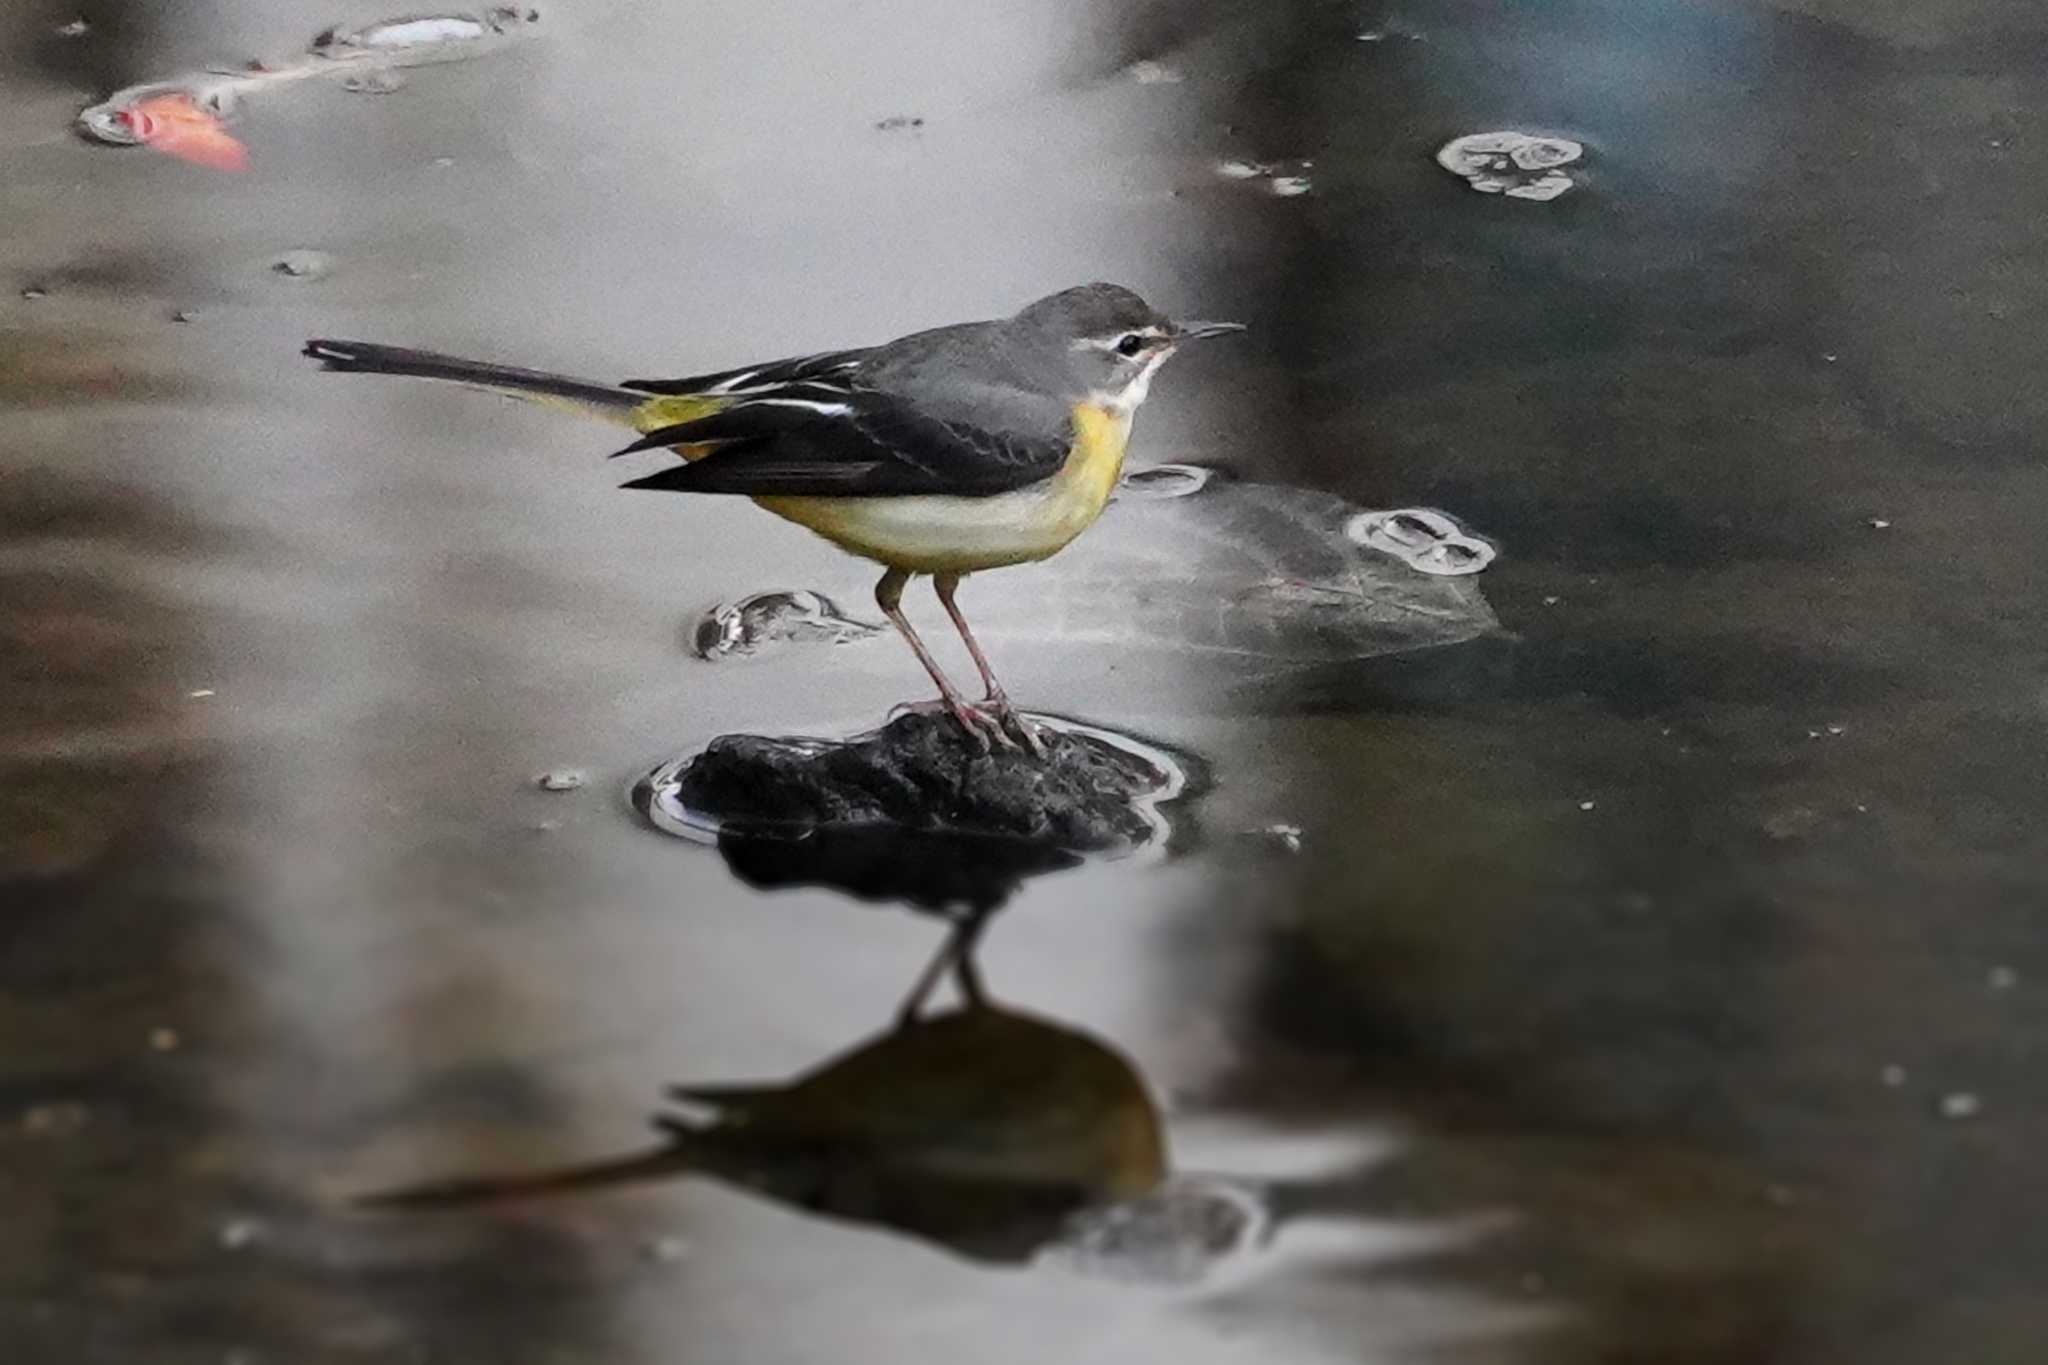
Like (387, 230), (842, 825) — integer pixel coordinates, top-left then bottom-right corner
(1093, 348), (1173, 415)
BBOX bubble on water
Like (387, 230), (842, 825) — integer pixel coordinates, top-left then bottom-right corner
(639, 1235), (689, 1263)
(691, 589), (884, 661)
(56, 19), (92, 38)
(1438, 132), (1585, 201)
(312, 9), (539, 60)
(1046, 1175), (1269, 1285)
(1117, 463), (1215, 500)
(1254, 823), (1304, 854)
(1937, 1091), (1982, 1120)
(216, 1217), (266, 1250)
(1214, 158), (1314, 197)
(534, 769), (586, 792)
(20, 1101), (90, 1138)
(342, 69), (408, 95)
(1346, 507), (1498, 576)
(1127, 60), (1183, 84)
(270, 249), (333, 280)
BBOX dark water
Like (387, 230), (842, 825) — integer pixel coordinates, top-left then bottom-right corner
(6, 1), (2047, 1362)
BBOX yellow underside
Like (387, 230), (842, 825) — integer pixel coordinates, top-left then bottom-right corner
(756, 404), (1131, 574)
(614, 392), (1130, 575)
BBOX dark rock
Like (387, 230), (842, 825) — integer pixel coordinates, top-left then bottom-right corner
(673, 712), (1175, 853)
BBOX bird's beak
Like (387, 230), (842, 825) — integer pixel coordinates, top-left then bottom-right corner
(1170, 319), (1247, 341)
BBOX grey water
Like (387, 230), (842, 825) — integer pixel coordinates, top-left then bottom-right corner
(6, 2), (2048, 1363)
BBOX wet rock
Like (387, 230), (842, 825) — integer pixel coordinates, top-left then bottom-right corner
(660, 712), (1180, 853)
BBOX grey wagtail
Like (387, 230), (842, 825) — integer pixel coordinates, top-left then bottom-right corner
(303, 283), (1241, 751)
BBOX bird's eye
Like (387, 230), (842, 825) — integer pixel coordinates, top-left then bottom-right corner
(1115, 333), (1147, 357)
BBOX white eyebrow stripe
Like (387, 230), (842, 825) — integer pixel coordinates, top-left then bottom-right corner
(1072, 324), (1171, 351)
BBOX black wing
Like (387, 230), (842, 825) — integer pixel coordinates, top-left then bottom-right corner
(615, 389), (1070, 498)
(621, 349), (870, 396)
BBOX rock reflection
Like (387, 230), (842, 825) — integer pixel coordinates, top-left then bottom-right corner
(715, 824), (1080, 916)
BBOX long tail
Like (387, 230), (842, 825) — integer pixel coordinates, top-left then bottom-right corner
(354, 1143), (698, 1211)
(303, 339), (645, 427)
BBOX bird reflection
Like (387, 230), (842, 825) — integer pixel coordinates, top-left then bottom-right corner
(360, 925), (1166, 1264)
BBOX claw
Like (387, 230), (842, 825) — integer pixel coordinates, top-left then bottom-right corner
(961, 703), (1019, 753)
(982, 693), (1047, 759)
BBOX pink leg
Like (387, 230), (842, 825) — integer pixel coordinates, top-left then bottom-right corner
(877, 569), (1008, 751)
(934, 573), (1044, 757)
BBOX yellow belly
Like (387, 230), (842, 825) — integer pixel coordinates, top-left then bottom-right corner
(754, 404), (1131, 575)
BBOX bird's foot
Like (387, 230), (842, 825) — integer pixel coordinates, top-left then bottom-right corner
(891, 698), (1018, 753)
(983, 694), (1047, 759)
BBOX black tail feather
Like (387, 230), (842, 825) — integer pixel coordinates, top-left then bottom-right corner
(303, 339), (638, 412)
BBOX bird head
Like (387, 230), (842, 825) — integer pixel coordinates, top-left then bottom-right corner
(1014, 282), (1243, 413)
